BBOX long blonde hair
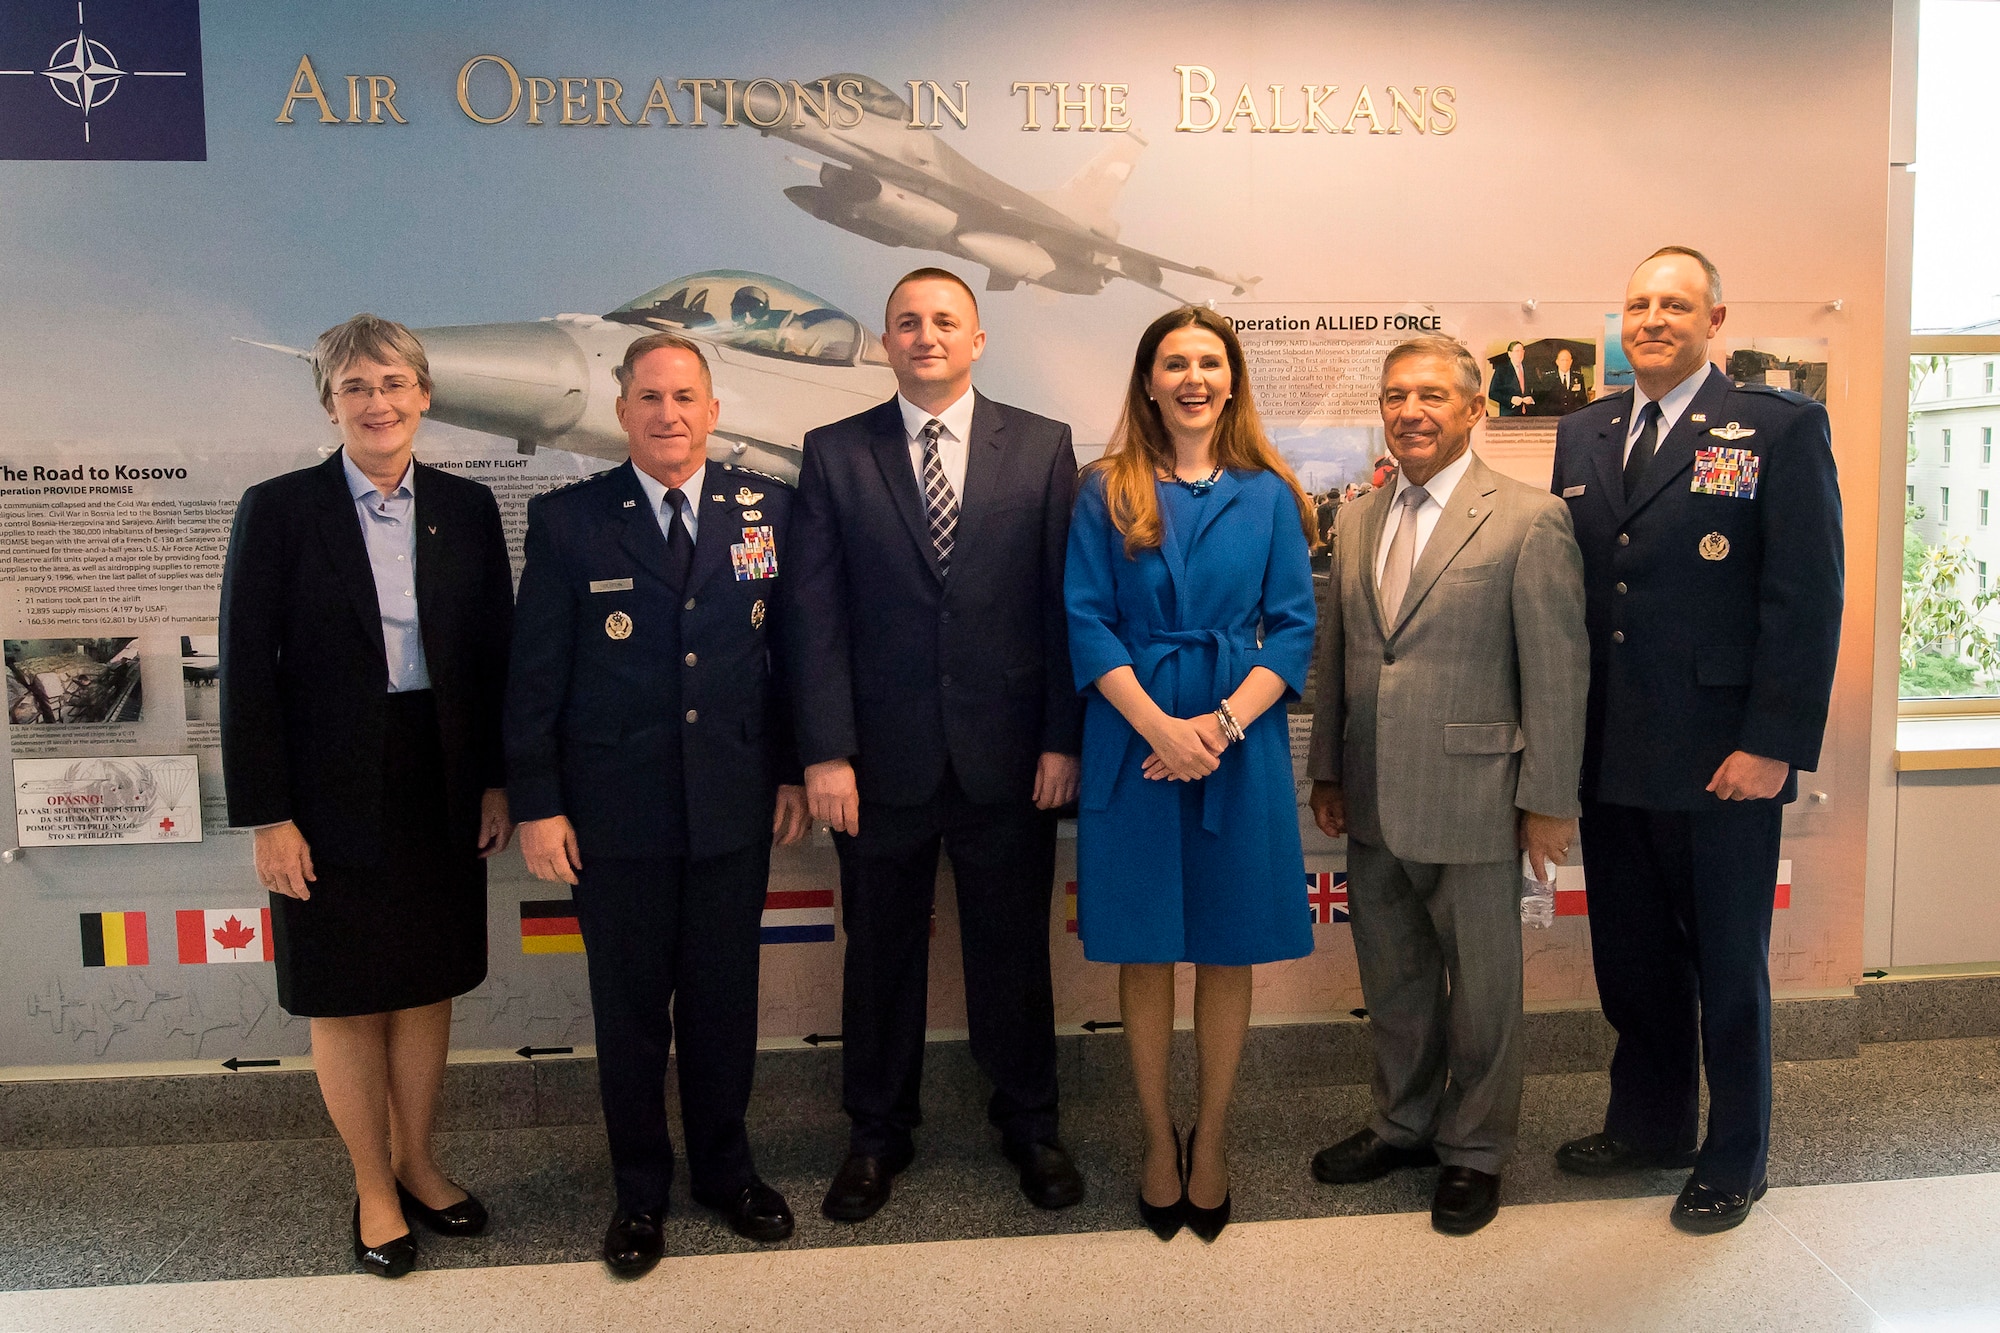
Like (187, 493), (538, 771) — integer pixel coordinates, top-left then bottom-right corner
(1087, 306), (1318, 557)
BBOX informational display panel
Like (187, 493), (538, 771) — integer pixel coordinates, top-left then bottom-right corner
(0, 0), (1888, 1068)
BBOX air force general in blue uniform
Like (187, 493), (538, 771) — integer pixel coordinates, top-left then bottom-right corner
(1549, 248), (1843, 1234)
(506, 333), (805, 1275)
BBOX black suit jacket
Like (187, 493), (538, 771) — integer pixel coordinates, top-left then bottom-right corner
(505, 460), (799, 862)
(220, 452), (513, 865)
(1551, 366), (1844, 809)
(784, 393), (1083, 807)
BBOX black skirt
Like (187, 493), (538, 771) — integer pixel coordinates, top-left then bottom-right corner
(269, 690), (488, 1017)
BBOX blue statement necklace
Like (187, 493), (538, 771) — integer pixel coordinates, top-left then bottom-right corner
(1163, 465), (1223, 496)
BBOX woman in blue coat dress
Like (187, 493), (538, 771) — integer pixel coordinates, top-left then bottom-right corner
(1065, 306), (1318, 1242)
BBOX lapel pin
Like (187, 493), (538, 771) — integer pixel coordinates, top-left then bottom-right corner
(1690, 413), (1708, 424)
(711, 494), (724, 502)
(1469, 508), (1477, 516)
(1611, 417), (1623, 426)
(622, 499), (636, 508)
(427, 525), (436, 535)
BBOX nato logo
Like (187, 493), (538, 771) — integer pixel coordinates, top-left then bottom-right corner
(0, 0), (206, 160)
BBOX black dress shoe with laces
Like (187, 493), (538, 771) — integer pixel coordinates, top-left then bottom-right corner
(1554, 1132), (1700, 1178)
(602, 1209), (666, 1277)
(821, 1147), (914, 1223)
(1670, 1176), (1768, 1234)
(352, 1199), (417, 1279)
(396, 1180), (489, 1237)
(1311, 1128), (1440, 1185)
(696, 1179), (795, 1243)
(1431, 1166), (1501, 1235)
(1004, 1140), (1086, 1210)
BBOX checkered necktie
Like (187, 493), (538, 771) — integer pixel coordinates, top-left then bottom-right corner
(920, 417), (959, 572)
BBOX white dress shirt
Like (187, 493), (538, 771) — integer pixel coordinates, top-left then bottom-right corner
(632, 458), (706, 546)
(341, 450), (430, 692)
(1374, 446), (1476, 585)
(898, 388), (974, 502)
(1625, 364), (1715, 463)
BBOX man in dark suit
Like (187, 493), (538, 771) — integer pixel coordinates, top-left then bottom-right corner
(1489, 341), (1533, 416)
(784, 267), (1085, 1221)
(507, 332), (808, 1277)
(1549, 247), (1843, 1233)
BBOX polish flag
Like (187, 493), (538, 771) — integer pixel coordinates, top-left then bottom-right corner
(176, 908), (274, 964)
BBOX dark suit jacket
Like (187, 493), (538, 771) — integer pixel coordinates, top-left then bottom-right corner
(1551, 366), (1844, 809)
(784, 393), (1083, 807)
(505, 460), (799, 862)
(1489, 358), (1531, 416)
(220, 452), (513, 865)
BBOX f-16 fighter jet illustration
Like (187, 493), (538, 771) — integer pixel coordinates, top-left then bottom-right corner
(240, 271), (898, 482)
(706, 75), (1257, 299)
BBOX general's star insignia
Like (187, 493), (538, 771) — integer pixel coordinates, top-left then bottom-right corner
(1710, 421), (1757, 441)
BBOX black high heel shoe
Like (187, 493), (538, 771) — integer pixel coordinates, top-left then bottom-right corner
(397, 1179), (489, 1237)
(352, 1198), (418, 1278)
(1181, 1121), (1232, 1243)
(1136, 1126), (1184, 1241)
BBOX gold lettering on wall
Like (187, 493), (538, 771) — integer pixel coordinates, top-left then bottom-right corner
(456, 55), (521, 124)
(1175, 67), (1457, 136)
(275, 55), (338, 124)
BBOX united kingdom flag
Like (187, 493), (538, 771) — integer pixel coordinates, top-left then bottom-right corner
(1307, 871), (1349, 924)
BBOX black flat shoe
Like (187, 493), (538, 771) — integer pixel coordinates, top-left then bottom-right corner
(396, 1179), (488, 1237)
(1004, 1139), (1086, 1211)
(821, 1146), (914, 1223)
(1311, 1127), (1440, 1185)
(1555, 1132), (1699, 1178)
(1670, 1176), (1768, 1234)
(352, 1199), (417, 1279)
(602, 1208), (666, 1277)
(1431, 1165), (1501, 1236)
(695, 1179), (794, 1243)
(1182, 1121), (1231, 1243)
(1136, 1127), (1183, 1242)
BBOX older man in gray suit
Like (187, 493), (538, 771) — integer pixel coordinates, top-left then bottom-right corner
(1306, 336), (1588, 1235)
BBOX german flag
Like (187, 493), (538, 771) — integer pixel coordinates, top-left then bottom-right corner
(79, 911), (149, 967)
(520, 899), (584, 954)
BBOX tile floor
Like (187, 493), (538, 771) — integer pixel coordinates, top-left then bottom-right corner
(2, 1037), (1998, 1329)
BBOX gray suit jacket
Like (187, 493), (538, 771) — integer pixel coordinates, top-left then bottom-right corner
(1306, 453), (1589, 864)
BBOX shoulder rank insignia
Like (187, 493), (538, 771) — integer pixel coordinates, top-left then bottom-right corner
(1708, 421), (1757, 441)
(736, 486), (764, 505)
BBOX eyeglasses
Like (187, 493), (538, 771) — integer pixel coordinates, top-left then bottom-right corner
(334, 379), (422, 403)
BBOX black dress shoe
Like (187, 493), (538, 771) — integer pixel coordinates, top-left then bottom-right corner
(821, 1147), (913, 1223)
(1670, 1176), (1768, 1234)
(1311, 1128), (1440, 1185)
(351, 1199), (417, 1279)
(1136, 1128), (1183, 1242)
(1181, 1121), (1230, 1243)
(396, 1180), (489, 1237)
(1555, 1132), (1700, 1178)
(1004, 1140), (1086, 1211)
(1431, 1166), (1501, 1235)
(696, 1179), (795, 1243)
(602, 1209), (666, 1277)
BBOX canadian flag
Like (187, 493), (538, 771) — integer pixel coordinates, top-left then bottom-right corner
(176, 908), (274, 964)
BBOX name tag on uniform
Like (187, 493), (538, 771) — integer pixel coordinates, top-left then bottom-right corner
(1562, 485), (1586, 498)
(730, 525), (779, 580)
(1691, 447), (1760, 499)
(589, 578), (634, 593)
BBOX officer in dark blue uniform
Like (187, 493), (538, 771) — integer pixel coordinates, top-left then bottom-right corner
(1549, 247), (1842, 1234)
(506, 331), (807, 1277)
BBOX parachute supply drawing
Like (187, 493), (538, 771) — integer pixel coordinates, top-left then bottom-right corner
(14, 754), (201, 846)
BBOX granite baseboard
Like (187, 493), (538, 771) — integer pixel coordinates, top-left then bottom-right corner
(1858, 973), (2000, 1042)
(1, 993), (1883, 1152)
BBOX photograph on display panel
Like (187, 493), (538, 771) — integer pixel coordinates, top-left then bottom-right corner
(5, 637), (142, 726)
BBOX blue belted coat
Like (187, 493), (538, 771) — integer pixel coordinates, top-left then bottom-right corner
(1065, 468), (1316, 965)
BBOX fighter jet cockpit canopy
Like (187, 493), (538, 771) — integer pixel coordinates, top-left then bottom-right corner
(606, 270), (889, 368)
(818, 73), (910, 121)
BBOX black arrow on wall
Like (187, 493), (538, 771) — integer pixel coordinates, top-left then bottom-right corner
(803, 1033), (843, 1046)
(221, 1057), (280, 1071)
(1080, 1020), (1123, 1033)
(515, 1045), (575, 1059)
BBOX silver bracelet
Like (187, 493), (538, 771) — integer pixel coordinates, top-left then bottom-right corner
(1215, 699), (1246, 744)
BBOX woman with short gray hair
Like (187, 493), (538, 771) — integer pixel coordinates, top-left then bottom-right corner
(220, 313), (516, 1278)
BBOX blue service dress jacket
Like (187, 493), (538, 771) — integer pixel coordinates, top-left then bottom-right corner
(1065, 467), (1317, 965)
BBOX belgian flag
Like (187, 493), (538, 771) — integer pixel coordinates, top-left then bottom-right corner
(520, 900), (584, 954)
(79, 912), (149, 967)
